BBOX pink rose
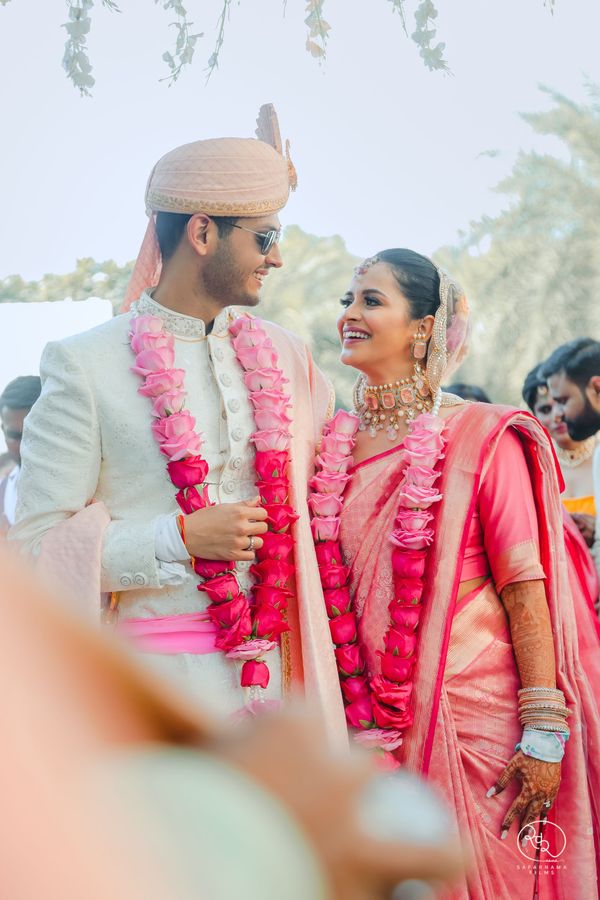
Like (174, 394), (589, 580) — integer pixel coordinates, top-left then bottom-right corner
(335, 643), (366, 677)
(236, 344), (279, 370)
(315, 541), (344, 567)
(320, 432), (355, 457)
(404, 450), (444, 469)
(151, 411), (197, 442)
(256, 532), (294, 561)
(341, 675), (370, 703)
(231, 328), (270, 351)
(251, 430), (292, 452)
(226, 639), (276, 660)
(253, 409), (292, 433)
(327, 410), (360, 436)
(130, 331), (172, 355)
(309, 492), (343, 518)
(194, 558), (234, 579)
(256, 479), (289, 505)
(250, 559), (293, 587)
(249, 389), (290, 412)
(254, 604), (289, 639)
(240, 659), (270, 689)
(138, 369), (186, 397)
(316, 451), (353, 474)
(229, 315), (265, 337)
(404, 466), (441, 488)
(175, 484), (209, 513)
(265, 504), (299, 533)
(320, 564), (351, 589)
(243, 368), (288, 392)
(323, 587), (352, 618)
(394, 509), (433, 532)
(403, 427), (445, 457)
(131, 345), (175, 376)
(167, 456), (209, 489)
(394, 578), (424, 604)
(207, 595), (249, 629)
(310, 471), (350, 496)
(371, 676), (413, 712)
(345, 695), (375, 729)
(130, 314), (165, 336)
(397, 483), (442, 509)
(371, 697), (413, 730)
(159, 432), (203, 462)
(353, 727), (404, 752)
(388, 603), (421, 631)
(252, 585), (292, 610)
(254, 450), (289, 481)
(311, 516), (341, 543)
(151, 389), (187, 418)
(329, 611), (358, 644)
(389, 529), (434, 551)
(215, 611), (253, 650)
(384, 627), (418, 658)
(391, 549), (426, 579)
(379, 654), (415, 682)
(202, 573), (240, 603)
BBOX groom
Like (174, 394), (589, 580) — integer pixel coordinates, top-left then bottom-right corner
(11, 107), (346, 744)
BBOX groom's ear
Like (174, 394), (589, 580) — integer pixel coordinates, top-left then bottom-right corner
(187, 214), (212, 257)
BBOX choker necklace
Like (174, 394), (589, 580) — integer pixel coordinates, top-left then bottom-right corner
(555, 434), (599, 469)
(354, 364), (433, 440)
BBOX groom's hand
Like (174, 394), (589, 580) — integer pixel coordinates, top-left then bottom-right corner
(182, 497), (268, 561)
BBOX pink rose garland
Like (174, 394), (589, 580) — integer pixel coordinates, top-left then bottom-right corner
(310, 410), (446, 767)
(129, 313), (298, 692)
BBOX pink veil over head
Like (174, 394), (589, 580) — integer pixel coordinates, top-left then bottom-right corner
(426, 267), (471, 395)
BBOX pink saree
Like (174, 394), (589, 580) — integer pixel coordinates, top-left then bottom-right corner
(340, 403), (600, 899)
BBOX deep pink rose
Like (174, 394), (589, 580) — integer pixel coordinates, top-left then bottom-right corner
(231, 328), (270, 351)
(378, 652), (415, 683)
(194, 558), (234, 579)
(398, 483), (442, 509)
(384, 627), (418, 658)
(254, 604), (289, 639)
(201, 573), (240, 603)
(131, 346), (175, 375)
(251, 430), (291, 453)
(329, 611), (358, 644)
(167, 456), (209, 489)
(320, 432), (355, 457)
(394, 509), (433, 532)
(252, 584), (292, 610)
(243, 368), (288, 392)
(335, 643), (365, 676)
(345, 695), (375, 729)
(404, 466), (441, 488)
(236, 344), (278, 370)
(390, 529), (433, 551)
(371, 675), (413, 708)
(265, 503), (299, 533)
(175, 484), (209, 514)
(138, 369), (186, 397)
(130, 331), (172, 355)
(308, 492), (343, 518)
(253, 408), (292, 433)
(256, 479), (289, 505)
(323, 587), (352, 618)
(215, 611), (253, 650)
(240, 659), (270, 689)
(310, 471), (350, 496)
(391, 549), (426, 579)
(320, 564), (351, 589)
(371, 697), (414, 730)
(341, 675), (370, 703)
(250, 559), (293, 587)
(394, 578), (424, 604)
(327, 410), (360, 436)
(256, 532), (294, 561)
(388, 603), (421, 631)
(316, 451), (353, 474)
(311, 516), (341, 543)
(207, 595), (249, 628)
(151, 389), (187, 418)
(315, 541), (344, 567)
(249, 389), (290, 412)
(254, 451), (289, 481)
(130, 314), (165, 336)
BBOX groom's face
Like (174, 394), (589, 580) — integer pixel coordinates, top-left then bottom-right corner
(203, 215), (283, 308)
(547, 371), (600, 441)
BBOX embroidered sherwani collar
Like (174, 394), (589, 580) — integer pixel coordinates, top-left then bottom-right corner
(132, 290), (235, 339)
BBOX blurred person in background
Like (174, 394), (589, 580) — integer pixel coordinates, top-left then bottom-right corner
(0, 375), (41, 536)
(445, 382), (491, 403)
(0, 545), (464, 900)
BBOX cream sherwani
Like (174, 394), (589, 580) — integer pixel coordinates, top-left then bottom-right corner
(12, 294), (347, 739)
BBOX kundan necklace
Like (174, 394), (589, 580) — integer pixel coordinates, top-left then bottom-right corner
(353, 364), (434, 439)
(555, 434), (598, 469)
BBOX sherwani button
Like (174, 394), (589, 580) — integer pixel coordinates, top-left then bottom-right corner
(228, 399), (240, 413)
(120, 574), (133, 587)
(213, 347), (224, 361)
(223, 481), (235, 494)
(133, 573), (148, 586)
(232, 427), (243, 441)
(230, 457), (242, 469)
(220, 373), (232, 387)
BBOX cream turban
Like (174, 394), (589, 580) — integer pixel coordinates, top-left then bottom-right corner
(123, 105), (296, 310)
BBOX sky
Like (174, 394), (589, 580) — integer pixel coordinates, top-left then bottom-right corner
(1, 0), (600, 280)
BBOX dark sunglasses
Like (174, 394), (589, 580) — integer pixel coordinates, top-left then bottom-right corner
(230, 223), (281, 256)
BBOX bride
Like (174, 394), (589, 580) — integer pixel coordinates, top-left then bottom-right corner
(309, 248), (600, 898)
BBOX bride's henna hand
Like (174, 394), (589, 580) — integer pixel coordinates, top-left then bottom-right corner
(488, 750), (561, 837)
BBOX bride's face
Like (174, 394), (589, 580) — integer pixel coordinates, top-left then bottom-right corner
(337, 262), (422, 381)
